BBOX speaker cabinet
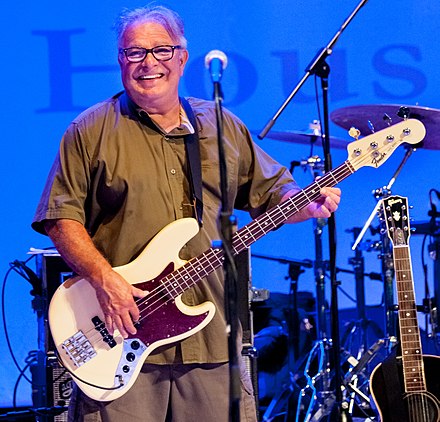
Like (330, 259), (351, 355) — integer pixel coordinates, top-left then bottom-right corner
(31, 253), (73, 421)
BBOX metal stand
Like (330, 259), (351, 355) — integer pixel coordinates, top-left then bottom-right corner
(353, 145), (416, 338)
(262, 154), (334, 421)
(258, 257), (312, 422)
(342, 228), (384, 358)
(257, 4), (369, 419)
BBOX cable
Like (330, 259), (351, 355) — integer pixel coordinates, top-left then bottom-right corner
(1, 255), (44, 404)
(2, 264), (33, 384)
(12, 359), (33, 408)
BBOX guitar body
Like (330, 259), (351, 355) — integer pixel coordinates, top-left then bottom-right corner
(370, 355), (440, 422)
(48, 218), (216, 401)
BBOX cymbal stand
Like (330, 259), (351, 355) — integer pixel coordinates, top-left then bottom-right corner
(260, 258), (313, 422)
(353, 141), (416, 338)
(290, 157), (336, 421)
(300, 155), (329, 341)
(427, 189), (440, 341)
(343, 228), (384, 358)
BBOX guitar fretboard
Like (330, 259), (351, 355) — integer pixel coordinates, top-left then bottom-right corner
(159, 160), (354, 298)
(394, 245), (427, 393)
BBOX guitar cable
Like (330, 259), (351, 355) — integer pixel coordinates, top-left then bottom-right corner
(52, 350), (125, 391)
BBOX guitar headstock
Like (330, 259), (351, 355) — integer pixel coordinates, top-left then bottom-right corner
(381, 195), (411, 247)
(347, 119), (426, 171)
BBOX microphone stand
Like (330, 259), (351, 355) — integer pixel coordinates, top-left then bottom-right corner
(258, 2), (368, 420)
(212, 79), (241, 421)
(318, 60), (351, 422)
(257, 0), (368, 140)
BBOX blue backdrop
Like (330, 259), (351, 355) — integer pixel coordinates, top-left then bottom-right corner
(1, 0), (439, 406)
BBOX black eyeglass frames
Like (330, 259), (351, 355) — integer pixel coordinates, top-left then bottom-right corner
(119, 45), (182, 63)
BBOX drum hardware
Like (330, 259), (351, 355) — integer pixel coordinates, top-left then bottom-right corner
(252, 254), (315, 420)
(259, 128), (348, 150)
(341, 228), (384, 361)
(249, 286), (270, 303)
(290, 148), (329, 345)
(261, 150), (338, 421)
(427, 188), (440, 338)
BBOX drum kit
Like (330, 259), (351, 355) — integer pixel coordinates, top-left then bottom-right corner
(253, 104), (440, 421)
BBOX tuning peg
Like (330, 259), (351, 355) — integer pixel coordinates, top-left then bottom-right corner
(348, 127), (361, 140)
(367, 120), (375, 133)
(382, 113), (393, 126)
(397, 106), (411, 120)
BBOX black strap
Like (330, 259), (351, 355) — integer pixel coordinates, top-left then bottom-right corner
(180, 97), (203, 226)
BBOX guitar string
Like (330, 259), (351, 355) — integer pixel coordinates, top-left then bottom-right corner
(76, 146), (394, 351)
(72, 162), (351, 348)
(132, 162), (354, 324)
(75, 158), (357, 349)
(392, 221), (430, 421)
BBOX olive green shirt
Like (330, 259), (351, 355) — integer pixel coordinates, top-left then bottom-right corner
(32, 91), (298, 364)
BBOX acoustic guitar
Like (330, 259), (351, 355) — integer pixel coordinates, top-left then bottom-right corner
(370, 195), (440, 421)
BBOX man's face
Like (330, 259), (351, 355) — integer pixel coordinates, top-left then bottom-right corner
(118, 21), (188, 109)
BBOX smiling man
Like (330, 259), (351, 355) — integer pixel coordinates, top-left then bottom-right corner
(32, 5), (340, 422)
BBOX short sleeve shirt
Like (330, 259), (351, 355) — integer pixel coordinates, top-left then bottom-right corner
(32, 91), (298, 364)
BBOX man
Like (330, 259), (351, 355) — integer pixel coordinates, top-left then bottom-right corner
(32, 5), (341, 422)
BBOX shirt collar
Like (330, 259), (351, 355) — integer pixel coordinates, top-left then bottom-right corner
(124, 92), (195, 136)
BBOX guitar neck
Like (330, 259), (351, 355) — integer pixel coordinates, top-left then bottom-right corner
(232, 160), (353, 253)
(162, 120), (427, 299)
(394, 245), (427, 393)
(160, 160), (354, 297)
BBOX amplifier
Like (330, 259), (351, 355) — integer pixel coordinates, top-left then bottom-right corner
(34, 253), (73, 352)
(30, 354), (71, 422)
(32, 253), (73, 421)
(48, 359), (72, 422)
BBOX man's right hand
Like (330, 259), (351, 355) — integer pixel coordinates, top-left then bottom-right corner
(93, 269), (147, 338)
(44, 219), (147, 339)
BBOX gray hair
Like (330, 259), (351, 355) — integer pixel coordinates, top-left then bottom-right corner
(114, 5), (187, 48)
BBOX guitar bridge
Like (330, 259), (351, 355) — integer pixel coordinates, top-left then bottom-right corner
(62, 331), (97, 367)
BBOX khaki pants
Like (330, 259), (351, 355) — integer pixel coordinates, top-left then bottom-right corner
(68, 361), (257, 422)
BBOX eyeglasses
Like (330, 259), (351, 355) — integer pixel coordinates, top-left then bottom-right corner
(119, 45), (182, 63)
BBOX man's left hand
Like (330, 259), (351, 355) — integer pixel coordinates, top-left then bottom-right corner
(284, 186), (341, 223)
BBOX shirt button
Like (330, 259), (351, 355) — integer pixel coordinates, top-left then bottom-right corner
(170, 169), (176, 175)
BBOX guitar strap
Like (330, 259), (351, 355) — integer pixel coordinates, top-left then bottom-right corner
(180, 97), (203, 227)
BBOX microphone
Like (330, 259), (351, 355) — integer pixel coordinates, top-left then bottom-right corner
(204, 50), (228, 83)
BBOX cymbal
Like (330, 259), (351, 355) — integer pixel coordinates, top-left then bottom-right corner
(330, 104), (440, 150)
(257, 130), (348, 149)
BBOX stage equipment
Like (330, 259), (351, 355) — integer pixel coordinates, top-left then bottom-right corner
(261, 130), (347, 150)
(31, 252), (73, 422)
(369, 195), (440, 421)
(341, 228), (384, 358)
(205, 48), (243, 422)
(258, 0), (370, 418)
(411, 189), (440, 341)
(235, 249), (260, 420)
(331, 104), (440, 150)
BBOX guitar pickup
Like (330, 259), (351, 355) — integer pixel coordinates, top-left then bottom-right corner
(92, 316), (117, 348)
